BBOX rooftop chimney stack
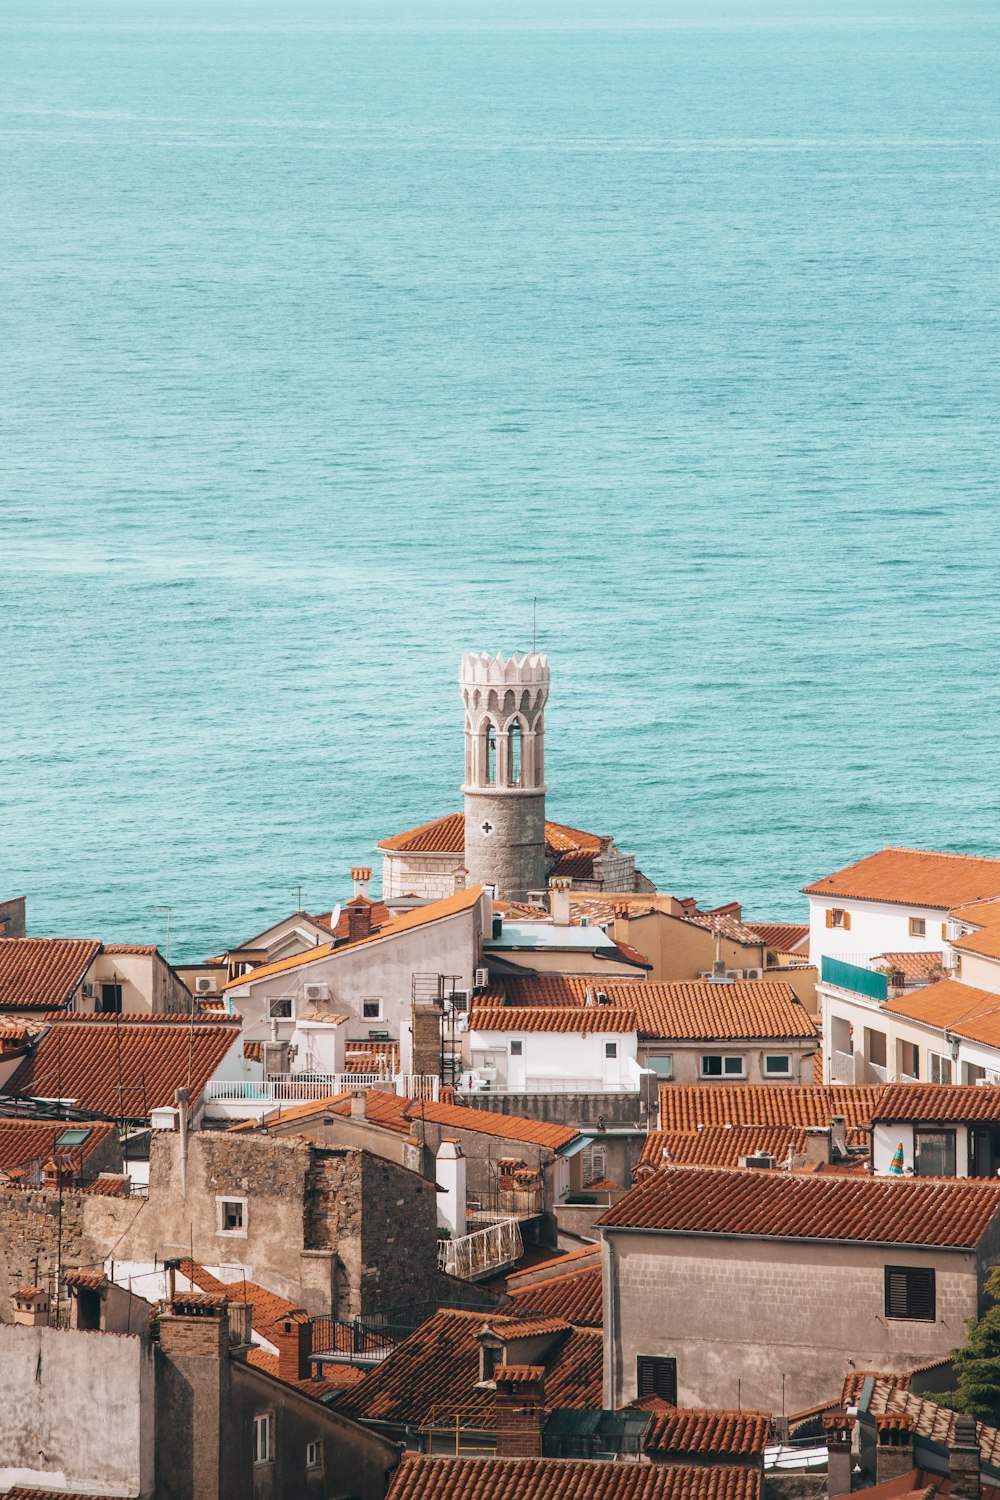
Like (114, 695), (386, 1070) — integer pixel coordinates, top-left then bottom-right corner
(831, 1114), (848, 1160)
(950, 1414), (981, 1499)
(823, 1414), (856, 1499)
(494, 1366), (546, 1458)
(351, 867), (372, 899)
(347, 897), (373, 943)
(275, 1314), (313, 1383)
(803, 1126), (833, 1168)
(436, 1138), (467, 1239)
(875, 1413), (915, 1484)
(549, 877), (572, 927)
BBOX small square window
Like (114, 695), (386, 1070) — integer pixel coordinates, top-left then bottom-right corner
(648, 1056), (673, 1079)
(723, 1056), (744, 1076)
(637, 1356), (677, 1403)
(362, 998), (382, 1020)
(605, 1042), (618, 1059)
(765, 1054), (791, 1076)
(885, 1265), (935, 1321)
(253, 1412), (273, 1464)
(704, 1055), (745, 1077)
(510, 1040), (523, 1057)
(268, 996), (292, 1020)
(306, 1439), (323, 1470)
(218, 1197), (246, 1236)
(828, 908), (848, 928)
(910, 918), (926, 937)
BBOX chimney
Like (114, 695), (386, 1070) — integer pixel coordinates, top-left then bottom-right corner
(875, 1413), (915, 1484)
(351, 866), (372, 899)
(436, 1139), (467, 1239)
(823, 1413), (855, 1498)
(453, 865), (468, 893)
(10, 1286), (51, 1327)
(347, 898), (372, 943)
(158, 1295), (230, 1359)
(350, 1092), (367, 1119)
(950, 1414), (981, 1499)
(43, 1157), (75, 1189)
(803, 1126), (833, 1168)
(549, 877), (572, 927)
(831, 1115), (848, 1160)
(275, 1314), (313, 1384)
(494, 1366), (546, 1457)
(402, 1132), (424, 1175)
(412, 1001), (443, 1080)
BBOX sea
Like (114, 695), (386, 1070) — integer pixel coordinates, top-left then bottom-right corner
(2, 0), (1000, 962)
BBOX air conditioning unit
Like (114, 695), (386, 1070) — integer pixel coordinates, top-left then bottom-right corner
(696, 971), (714, 981)
(947, 921), (964, 942)
(474, 967), (489, 990)
(81, 981), (98, 1000)
(195, 976), (216, 994)
(742, 1152), (778, 1170)
(303, 982), (329, 1002)
(725, 970), (743, 981)
(744, 968), (763, 980)
(369, 1029), (390, 1041)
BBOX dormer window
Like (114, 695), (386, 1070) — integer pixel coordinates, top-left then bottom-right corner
(479, 1341), (502, 1384)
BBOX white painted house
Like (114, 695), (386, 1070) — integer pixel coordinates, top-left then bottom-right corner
(803, 848), (1000, 1085)
(871, 1081), (1000, 1177)
(464, 1003), (643, 1093)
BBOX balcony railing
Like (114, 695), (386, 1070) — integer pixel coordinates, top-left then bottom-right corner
(831, 1049), (855, 1084)
(203, 1072), (441, 1111)
(437, 1218), (523, 1280)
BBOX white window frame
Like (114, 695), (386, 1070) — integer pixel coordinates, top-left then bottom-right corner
(930, 1052), (953, 1085)
(268, 995), (293, 1020)
(647, 1055), (673, 1079)
(306, 1438), (323, 1470)
(510, 1039), (523, 1057)
(605, 1041), (618, 1059)
(764, 1054), (792, 1077)
(701, 1054), (746, 1079)
(217, 1195), (247, 1237)
(361, 996), (383, 1021)
(253, 1411), (273, 1464)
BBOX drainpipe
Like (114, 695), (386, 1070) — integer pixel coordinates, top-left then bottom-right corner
(176, 1087), (190, 1200)
(601, 1230), (616, 1408)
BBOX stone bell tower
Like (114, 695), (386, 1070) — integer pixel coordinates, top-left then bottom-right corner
(460, 651), (550, 902)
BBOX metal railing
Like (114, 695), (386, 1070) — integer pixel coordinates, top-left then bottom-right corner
(204, 1072), (440, 1105)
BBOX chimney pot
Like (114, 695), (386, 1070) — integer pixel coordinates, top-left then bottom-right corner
(950, 1414), (981, 1499)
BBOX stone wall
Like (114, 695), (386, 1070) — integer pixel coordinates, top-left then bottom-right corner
(463, 1091), (649, 1128)
(0, 1186), (92, 1307)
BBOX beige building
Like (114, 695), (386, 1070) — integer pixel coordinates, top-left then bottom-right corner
(0, 936), (192, 1020)
(598, 1165), (1000, 1413)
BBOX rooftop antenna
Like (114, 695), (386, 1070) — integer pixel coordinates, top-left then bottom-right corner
(532, 597), (537, 654)
(149, 905), (172, 965)
(297, 886), (303, 911)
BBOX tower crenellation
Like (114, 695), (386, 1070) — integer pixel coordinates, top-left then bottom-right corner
(460, 651), (550, 900)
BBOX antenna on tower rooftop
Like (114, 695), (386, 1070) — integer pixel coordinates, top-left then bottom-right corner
(532, 596), (537, 654)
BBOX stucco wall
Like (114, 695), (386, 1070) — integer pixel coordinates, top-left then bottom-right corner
(604, 1229), (981, 1413)
(0, 1323), (154, 1498)
(808, 894), (948, 970)
(642, 1039), (816, 1086)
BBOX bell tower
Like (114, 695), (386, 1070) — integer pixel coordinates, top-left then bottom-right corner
(460, 651), (550, 902)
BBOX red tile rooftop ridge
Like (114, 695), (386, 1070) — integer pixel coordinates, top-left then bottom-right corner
(598, 1164), (1000, 1247)
(802, 847), (1000, 908)
(644, 1408), (772, 1458)
(386, 1454), (761, 1500)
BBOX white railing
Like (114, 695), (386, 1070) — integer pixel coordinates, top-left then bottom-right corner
(204, 1073), (440, 1105)
(438, 1218), (523, 1280)
(867, 1061), (889, 1084)
(460, 1073), (638, 1095)
(831, 1049), (855, 1084)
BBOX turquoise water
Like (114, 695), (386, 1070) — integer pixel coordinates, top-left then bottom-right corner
(3, 0), (1000, 961)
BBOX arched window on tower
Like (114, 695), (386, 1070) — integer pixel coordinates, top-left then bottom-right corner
(486, 724), (497, 785)
(509, 721), (522, 787)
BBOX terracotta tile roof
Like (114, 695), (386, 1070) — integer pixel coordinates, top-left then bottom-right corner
(4, 1492), (128, 1500)
(344, 1040), (400, 1074)
(613, 941), (654, 969)
(64, 1268), (108, 1289)
(873, 1082), (1000, 1125)
(949, 900), (1000, 961)
(379, 814), (604, 861)
(631, 980), (816, 1043)
(386, 1455), (760, 1500)
(399, 1097), (578, 1150)
(600, 1165), (1000, 1246)
(4, 1014), (242, 1118)
(865, 1380), (1000, 1468)
(507, 1266), (603, 1327)
(245, 1345), (342, 1398)
(872, 953), (944, 979)
(637, 1125), (869, 1172)
(337, 1309), (603, 1428)
(746, 923), (810, 954)
(82, 1172), (130, 1195)
(682, 912), (769, 947)
(179, 1259), (308, 1341)
(469, 1005), (639, 1035)
(644, 1408), (772, 1459)
(550, 851), (598, 880)
(495, 1363), (546, 1384)
(0, 1118), (116, 1175)
(843, 1370), (912, 1406)
(0, 938), (101, 1011)
(803, 848), (1000, 909)
(223, 887), (483, 991)
(101, 944), (159, 956)
(657, 1083), (881, 1131)
(883, 978), (1000, 1050)
(480, 976), (634, 1007)
(330, 901), (392, 937)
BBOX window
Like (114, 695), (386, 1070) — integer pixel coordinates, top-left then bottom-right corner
(217, 1197), (246, 1236)
(486, 725), (497, 785)
(914, 1129), (956, 1178)
(885, 1266), (936, 1321)
(930, 1052), (953, 1085)
(362, 998), (383, 1020)
(826, 908), (850, 929)
(99, 983), (122, 1014)
(510, 721), (523, 786)
(253, 1412), (273, 1464)
(764, 1054), (791, 1076)
(480, 1343), (502, 1383)
(701, 1055), (745, 1078)
(637, 1356), (677, 1404)
(510, 1040), (523, 1056)
(647, 1056), (673, 1079)
(605, 1042), (618, 1059)
(910, 918), (926, 937)
(55, 1128), (91, 1148)
(268, 996), (292, 1020)
(306, 1439), (323, 1470)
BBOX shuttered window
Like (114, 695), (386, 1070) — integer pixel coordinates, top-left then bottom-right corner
(637, 1356), (677, 1404)
(884, 1266), (936, 1321)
